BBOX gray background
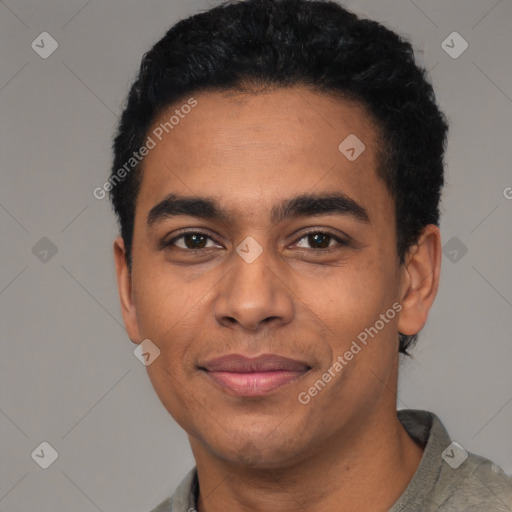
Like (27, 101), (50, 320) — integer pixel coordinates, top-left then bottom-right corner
(1, 0), (511, 511)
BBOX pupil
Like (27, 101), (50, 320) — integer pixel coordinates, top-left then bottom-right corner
(186, 234), (206, 249)
(309, 233), (330, 248)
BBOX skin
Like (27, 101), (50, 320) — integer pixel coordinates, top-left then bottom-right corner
(114, 87), (442, 512)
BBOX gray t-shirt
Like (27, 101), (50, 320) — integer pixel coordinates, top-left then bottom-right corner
(150, 409), (512, 511)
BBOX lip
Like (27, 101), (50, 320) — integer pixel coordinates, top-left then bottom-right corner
(199, 354), (311, 397)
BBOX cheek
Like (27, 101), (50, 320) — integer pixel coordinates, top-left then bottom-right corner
(323, 255), (385, 307)
(137, 262), (237, 365)
(133, 260), (195, 327)
(312, 256), (397, 350)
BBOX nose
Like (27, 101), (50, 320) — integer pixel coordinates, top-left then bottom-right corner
(213, 242), (294, 331)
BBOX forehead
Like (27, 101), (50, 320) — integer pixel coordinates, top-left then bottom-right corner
(135, 87), (392, 226)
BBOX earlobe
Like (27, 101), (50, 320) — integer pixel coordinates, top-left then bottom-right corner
(397, 225), (442, 336)
(113, 236), (141, 344)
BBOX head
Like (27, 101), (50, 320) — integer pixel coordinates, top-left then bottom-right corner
(110, 0), (447, 469)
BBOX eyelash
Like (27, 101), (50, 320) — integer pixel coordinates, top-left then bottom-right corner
(162, 229), (350, 252)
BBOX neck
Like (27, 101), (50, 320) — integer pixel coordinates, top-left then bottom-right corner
(191, 407), (424, 512)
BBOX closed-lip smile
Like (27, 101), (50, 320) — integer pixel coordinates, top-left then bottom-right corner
(199, 353), (311, 397)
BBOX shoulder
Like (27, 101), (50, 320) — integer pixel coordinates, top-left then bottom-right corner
(435, 452), (512, 511)
(148, 496), (173, 512)
(392, 410), (511, 511)
(440, 453), (512, 512)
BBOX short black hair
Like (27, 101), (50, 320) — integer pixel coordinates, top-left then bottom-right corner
(109, 0), (448, 354)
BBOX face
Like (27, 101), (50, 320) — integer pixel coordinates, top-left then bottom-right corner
(115, 87), (427, 469)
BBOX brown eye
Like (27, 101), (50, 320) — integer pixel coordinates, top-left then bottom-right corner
(164, 232), (220, 250)
(308, 233), (331, 248)
(295, 231), (347, 250)
(182, 233), (208, 249)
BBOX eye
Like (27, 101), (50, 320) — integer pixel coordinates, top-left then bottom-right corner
(293, 231), (349, 250)
(164, 231), (221, 250)
(161, 229), (349, 253)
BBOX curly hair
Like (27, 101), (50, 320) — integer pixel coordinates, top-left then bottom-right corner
(109, 0), (448, 354)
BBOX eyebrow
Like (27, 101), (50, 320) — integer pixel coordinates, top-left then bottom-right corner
(147, 192), (370, 227)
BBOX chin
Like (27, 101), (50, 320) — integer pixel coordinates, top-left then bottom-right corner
(203, 431), (312, 470)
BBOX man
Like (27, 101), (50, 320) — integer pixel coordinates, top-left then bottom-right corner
(109, 0), (512, 510)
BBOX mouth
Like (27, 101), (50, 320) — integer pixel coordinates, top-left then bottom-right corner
(198, 353), (311, 397)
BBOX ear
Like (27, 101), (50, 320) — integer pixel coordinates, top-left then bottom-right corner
(397, 225), (442, 336)
(113, 236), (141, 344)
